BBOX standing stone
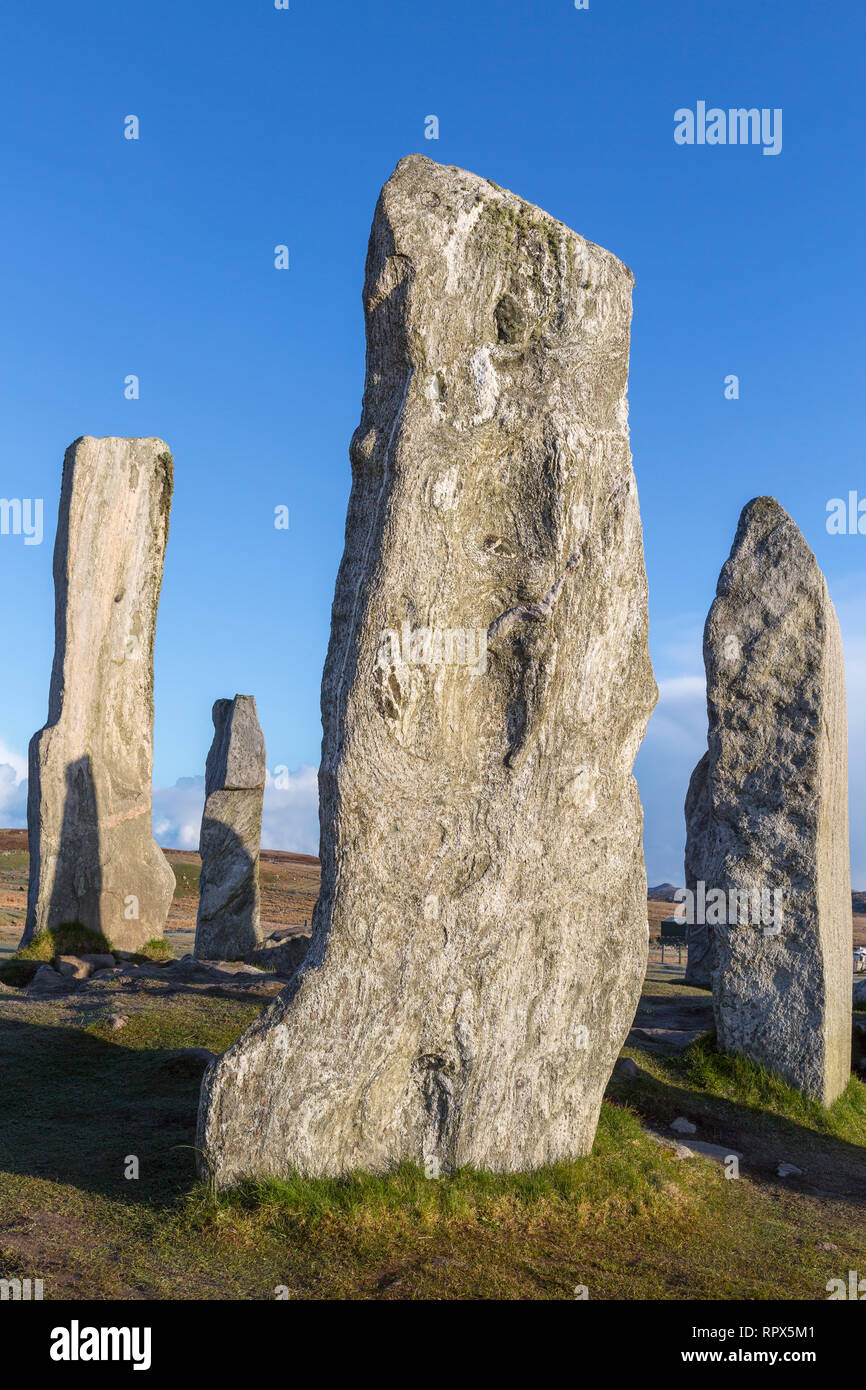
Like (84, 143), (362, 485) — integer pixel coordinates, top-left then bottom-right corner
(683, 753), (714, 987)
(198, 154), (657, 1184)
(686, 497), (851, 1104)
(194, 696), (266, 961)
(22, 437), (175, 953)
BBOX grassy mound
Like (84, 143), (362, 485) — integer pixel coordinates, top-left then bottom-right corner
(0, 924), (176, 986)
(0, 922), (113, 986)
(682, 1033), (866, 1145)
(15, 922), (113, 961)
(2, 982), (866, 1298)
(0, 958), (40, 987)
(188, 1102), (674, 1234)
(134, 938), (174, 962)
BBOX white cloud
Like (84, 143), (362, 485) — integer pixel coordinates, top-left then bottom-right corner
(151, 765), (320, 855)
(261, 764), (320, 855)
(0, 739), (28, 826)
(0, 739), (27, 784)
(0, 751), (320, 856)
(152, 776), (206, 850)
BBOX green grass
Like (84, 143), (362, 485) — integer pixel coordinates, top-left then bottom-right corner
(14, 922), (113, 960)
(135, 937), (175, 961)
(1, 991), (866, 1299)
(171, 863), (201, 897)
(191, 1103), (670, 1233)
(0, 922), (113, 985)
(84, 1004), (259, 1054)
(0, 925), (175, 988)
(682, 1033), (866, 1144)
(0, 958), (40, 987)
(0, 850), (29, 873)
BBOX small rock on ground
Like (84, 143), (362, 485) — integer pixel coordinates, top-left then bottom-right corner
(55, 955), (91, 979)
(29, 965), (67, 993)
(670, 1116), (697, 1135)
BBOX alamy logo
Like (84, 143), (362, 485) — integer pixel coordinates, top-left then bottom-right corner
(377, 621), (488, 675)
(0, 1276), (43, 1300)
(0, 497), (43, 545)
(826, 492), (866, 535)
(674, 103), (782, 156)
(674, 881), (782, 934)
(827, 1270), (866, 1299)
(49, 1320), (152, 1371)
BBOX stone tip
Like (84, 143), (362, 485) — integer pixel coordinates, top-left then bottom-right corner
(379, 153), (634, 284)
(67, 435), (172, 451)
(212, 695), (257, 724)
(731, 495), (818, 566)
(720, 496), (822, 602)
(737, 495), (790, 531)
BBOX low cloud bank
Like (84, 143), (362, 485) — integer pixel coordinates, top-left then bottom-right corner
(153, 765), (320, 855)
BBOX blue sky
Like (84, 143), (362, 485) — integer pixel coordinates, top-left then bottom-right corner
(0, 0), (863, 880)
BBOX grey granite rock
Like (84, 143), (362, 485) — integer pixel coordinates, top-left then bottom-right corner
(686, 497), (851, 1105)
(246, 933), (312, 978)
(22, 437), (175, 952)
(670, 1116), (697, 1135)
(194, 696), (266, 961)
(28, 964), (66, 994)
(777, 1162), (802, 1178)
(198, 154), (656, 1184)
(55, 955), (91, 979)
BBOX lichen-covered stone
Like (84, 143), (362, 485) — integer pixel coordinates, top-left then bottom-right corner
(197, 154), (657, 1183)
(194, 696), (266, 961)
(22, 437), (175, 953)
(686, 497), (851, 1104)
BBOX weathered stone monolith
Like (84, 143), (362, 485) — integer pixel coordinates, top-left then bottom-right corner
(194, 695), (266, 960)
(683, 752), (714, 987)
(685, 497), (851, 1104)
(22, 436), (175, 953)
(197, 154), (657, 1184)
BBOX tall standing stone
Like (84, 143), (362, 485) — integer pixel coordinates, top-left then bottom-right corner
(194, 695), (266, 961)
(686, 497), (851, 1104)
(683, 752), (714, 987)
(198, 154), (657, 1184)
(22, 437), (175, 953)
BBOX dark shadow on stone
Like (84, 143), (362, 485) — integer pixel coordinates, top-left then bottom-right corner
(194, 820), (258, 962)
(22, 754), (101, 947)
(49, 756), (102, 934)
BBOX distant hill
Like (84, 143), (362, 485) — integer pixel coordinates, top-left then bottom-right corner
(0, 827), (319, 866)
(647, 882), (680, 901)
(0, 829), (860, 903)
